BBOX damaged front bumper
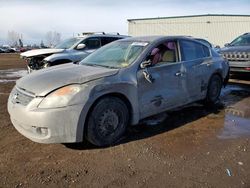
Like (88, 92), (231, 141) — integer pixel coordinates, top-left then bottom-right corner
(7, 95), (84, 143)
(22, 56), (49, 73)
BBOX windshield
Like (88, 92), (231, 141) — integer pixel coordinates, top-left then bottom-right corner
(230, 35), (250, 46)
(55, 38), (82, 49)
(80, 41), (148, 68)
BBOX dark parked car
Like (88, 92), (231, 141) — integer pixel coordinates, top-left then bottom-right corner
(219, 33), (250, 73)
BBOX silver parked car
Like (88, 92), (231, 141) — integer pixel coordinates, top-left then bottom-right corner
(21, 32), (128, 73)
(8, 36), (229, 146)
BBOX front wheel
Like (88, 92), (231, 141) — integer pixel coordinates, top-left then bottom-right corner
(86, 97), (129, 146)
(205, 74), (222, 104)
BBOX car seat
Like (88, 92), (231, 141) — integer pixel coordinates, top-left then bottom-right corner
(161, 42), (176, 62)
(151, 48), (162, 65)
(162, 51), (175, 62)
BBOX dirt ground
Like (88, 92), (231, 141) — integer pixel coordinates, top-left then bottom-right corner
(0, 54), (250, 188)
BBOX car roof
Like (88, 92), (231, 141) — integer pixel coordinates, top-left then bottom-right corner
(119, 35), (195, 43)
(76, 34), (129, 39)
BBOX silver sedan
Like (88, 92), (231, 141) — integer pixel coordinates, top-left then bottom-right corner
(8, 36), (229, 146)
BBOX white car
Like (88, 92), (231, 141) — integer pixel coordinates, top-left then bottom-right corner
(21, 33), (128, 73)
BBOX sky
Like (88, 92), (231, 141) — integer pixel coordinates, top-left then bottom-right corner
(0, 0), (250, 45)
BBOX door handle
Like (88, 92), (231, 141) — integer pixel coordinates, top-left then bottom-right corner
(175, 71), (184, 77)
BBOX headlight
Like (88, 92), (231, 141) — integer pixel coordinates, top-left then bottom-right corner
(38, 85), (82, 109)
(43, 60), (51, 68)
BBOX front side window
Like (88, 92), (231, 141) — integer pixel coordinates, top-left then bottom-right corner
(148, 41), (178, 66)
(180, 40), (210, 61)
(80, 41), (148, 68)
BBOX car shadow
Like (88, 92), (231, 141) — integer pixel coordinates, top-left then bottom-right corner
(65, 82), (250, 150)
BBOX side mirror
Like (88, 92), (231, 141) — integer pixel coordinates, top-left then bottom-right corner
(215, 45), (220, 49)
(140, 60), (152, 69)
(76, 43), (86, 50)
(224, 43), (230, 47)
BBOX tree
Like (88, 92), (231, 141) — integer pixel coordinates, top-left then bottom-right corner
(40, 40), (46, 48)
(19, 38), (23, 47)
(7, 31), (20, 46)
(45, 31), (61, 47)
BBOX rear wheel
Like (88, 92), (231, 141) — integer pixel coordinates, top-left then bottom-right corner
(86, 97), (129, 146)
(205, 74), (222, 104)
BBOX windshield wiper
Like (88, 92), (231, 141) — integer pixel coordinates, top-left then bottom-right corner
(82, 63), (117, 69)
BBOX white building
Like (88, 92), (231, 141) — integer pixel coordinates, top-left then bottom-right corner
(128, 14), (250, 47)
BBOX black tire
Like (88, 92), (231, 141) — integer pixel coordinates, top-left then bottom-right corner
(86, 97), (129, 146)
(205, 74), (222, 104)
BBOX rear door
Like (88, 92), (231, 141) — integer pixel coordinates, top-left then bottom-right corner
(179, 39), (213, 101)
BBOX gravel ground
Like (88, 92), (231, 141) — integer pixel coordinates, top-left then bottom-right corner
(0, 54), (250, 188)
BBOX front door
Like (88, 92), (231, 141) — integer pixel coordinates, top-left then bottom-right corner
(137, 40), (187, 119)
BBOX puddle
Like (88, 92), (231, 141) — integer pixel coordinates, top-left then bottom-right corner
(218, 84), (250, 139)
(0, 69), (27, 83)
(220, 85), (250, 108)
(0, 79), (17, 83)
(0, 69), (27, 78)
(220, 85), (246, 97)
(218, 114), (250, 139)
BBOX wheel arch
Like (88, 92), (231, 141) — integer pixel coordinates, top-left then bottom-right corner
(84, 92), (133, 128)
(209, 70), (223, 82)
(204, 70), (223, 104)
(75, 92), (135, 142)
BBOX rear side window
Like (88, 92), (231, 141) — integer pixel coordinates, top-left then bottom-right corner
(84, 38), (101, 49)
(180, 40), (210, 61)
(101, 37), (121, 46)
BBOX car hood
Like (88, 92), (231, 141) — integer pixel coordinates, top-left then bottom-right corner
(20, 48), (65, 58)
(16, 64), (118, 96)
(220, 46), (250, 53)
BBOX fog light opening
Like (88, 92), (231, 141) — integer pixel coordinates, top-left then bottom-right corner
(32, 126), (48, 136)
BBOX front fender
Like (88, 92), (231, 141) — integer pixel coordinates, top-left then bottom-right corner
(75, 81), (139, 142)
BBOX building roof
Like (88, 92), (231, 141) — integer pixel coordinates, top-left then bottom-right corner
(127, 14), (250, 22)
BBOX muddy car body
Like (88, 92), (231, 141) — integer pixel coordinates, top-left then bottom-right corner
(220, 33), (250, 73)
(8, 36), (229, 146)
(21, 33), (128, 73)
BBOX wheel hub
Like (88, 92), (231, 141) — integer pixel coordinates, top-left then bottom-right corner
(98, 109), (119, 136)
